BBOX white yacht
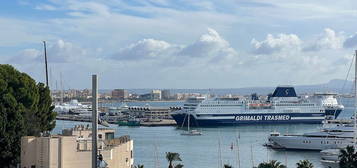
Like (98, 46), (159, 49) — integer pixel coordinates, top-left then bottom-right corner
(319, 51), (357, 168)
(267, 125), (355, 150)
(268, 50), (357, 152)
(54, 99), (89, 114)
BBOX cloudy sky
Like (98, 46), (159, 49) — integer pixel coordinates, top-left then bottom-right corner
(1, 0), (357, 89)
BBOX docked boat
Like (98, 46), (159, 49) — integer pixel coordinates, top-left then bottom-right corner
(54, 99), (89, 114)
(171, 87), (343, 126)
(266, 125), (355, 150)
(181, 113), (202, 136)
(181, 129), (202, 136)
(268, 50), (357, 152)
(118, 117), (141, 126)
(320, 50), (357, 168)
(320, 145), (357, 168)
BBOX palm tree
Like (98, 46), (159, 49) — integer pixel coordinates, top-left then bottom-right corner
(175, 164), (184, 168)
(296, 160), (314, 168)
(134, 165), (144, 168)
(166, 152), (182, 168)
(224, 164), (233, 168)
(257, 160), (287, 168)
(339, 145), (357, 168)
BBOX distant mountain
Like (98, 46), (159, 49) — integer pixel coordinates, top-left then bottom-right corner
(294, 79), (353, 95)
(99, 79), (354, 96)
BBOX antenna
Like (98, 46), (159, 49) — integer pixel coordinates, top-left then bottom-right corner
(43, 41), (49, 87)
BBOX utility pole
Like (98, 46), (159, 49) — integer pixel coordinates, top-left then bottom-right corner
(92, 74), (98, 168)
(43, 41), (49, 87)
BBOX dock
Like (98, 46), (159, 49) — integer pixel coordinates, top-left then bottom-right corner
(56, 115), (177, 126)
(140, 119), (177, 126)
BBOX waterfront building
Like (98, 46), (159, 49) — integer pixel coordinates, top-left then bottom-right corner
(112, 89), (129, 100)
(128, 106), (173, 119)
(162, 89), (171, 100)
(139, 93), (152, 101)
(151, 90), (162, 100)
(21, 125), (133, 168)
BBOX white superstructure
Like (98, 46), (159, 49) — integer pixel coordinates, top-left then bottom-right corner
(171, 86), (343, 126)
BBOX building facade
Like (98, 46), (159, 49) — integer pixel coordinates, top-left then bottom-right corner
(161, 90), (171, 100)
(151, 90), (162, 100)
(112, 89), (129, 100)
(21, 125), (133, 168)
(127, 106), (173, 119)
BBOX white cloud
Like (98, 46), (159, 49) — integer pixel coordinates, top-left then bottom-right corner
(303, 28), (344, 51)
(48, 39), (89, 62)
(10, 49), (42, 63)
(251, 34), (302, 55)
(111, 28), (238, 66)
(180, 28), (237, 60)
(112, 39), (178, 60)
(10, 39), (91, 64)
(35, 4), (57, 11)
(4, 1), (357, 89)
(343, 33), (357, 48)
(66, 1), (111, 17)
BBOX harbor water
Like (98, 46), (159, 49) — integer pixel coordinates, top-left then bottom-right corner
(53, 98), (355, 168)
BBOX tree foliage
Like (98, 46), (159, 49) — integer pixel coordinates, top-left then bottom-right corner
(339, 145), (357, 168)
(0, 64), (56, 167)
(134, 164), (144, 168)
(256, 160), (287, 168)
(224, 164), (233, 168)
(166, 152), (183, 168)
(296, 160), (314, 168)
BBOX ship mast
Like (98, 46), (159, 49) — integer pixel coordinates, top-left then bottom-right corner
(43, 41), (49, 87)
(353, 50), (357, 147)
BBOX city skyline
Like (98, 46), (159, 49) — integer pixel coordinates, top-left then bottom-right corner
(1, 0), (357, 89)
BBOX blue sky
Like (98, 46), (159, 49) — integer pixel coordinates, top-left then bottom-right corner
(1, 0), (357, 89)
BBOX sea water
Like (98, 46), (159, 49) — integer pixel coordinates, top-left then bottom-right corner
(53, 98), (355, 168)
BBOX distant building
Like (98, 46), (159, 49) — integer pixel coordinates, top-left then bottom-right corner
(139, 93), (152, 101)
(128, 106), (173, 119)
(112, 89), (129, 100)
(21, 125), (133, 168)
(151, 90), (162, 100)
(162, 90), (171, 100)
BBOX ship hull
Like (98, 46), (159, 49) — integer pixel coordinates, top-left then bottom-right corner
(172, 110), (342, 126)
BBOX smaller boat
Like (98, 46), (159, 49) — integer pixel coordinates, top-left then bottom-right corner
(181, 113), (202, 136)
(118, 117), (140, 126)
(181, 129), (202, 136)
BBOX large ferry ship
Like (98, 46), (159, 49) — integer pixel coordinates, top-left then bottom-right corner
(171, 86), (344, 126)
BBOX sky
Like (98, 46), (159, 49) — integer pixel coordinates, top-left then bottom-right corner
(1, 0), (357, 89)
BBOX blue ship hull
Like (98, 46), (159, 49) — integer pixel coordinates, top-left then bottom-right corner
(172, 110), (342, 127)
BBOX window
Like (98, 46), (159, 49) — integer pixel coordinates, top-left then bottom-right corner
(98, 134), (102, 139)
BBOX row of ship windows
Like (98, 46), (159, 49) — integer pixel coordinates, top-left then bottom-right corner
(200, 105), (242, 107)
(198, 104), (314, 107)
(302, 140), (343, 144)
(184, 104), (198, 106)
(276, 104), (314, 106)
(206, 101), (244, 104)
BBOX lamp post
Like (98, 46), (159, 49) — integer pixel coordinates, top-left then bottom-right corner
(92, 74), (98, 168)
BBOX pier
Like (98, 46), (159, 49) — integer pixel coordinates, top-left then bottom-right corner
(56, 114), (177, 126)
